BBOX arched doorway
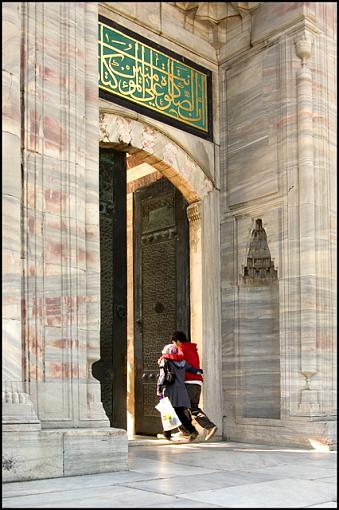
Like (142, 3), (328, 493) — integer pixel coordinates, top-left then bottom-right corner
(96, 112), (223, 437)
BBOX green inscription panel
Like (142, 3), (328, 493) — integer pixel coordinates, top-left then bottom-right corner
(98, 16), (212, 140)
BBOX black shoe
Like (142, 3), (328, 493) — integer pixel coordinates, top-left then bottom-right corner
(157, 432), (172, 440)
(189, 430), (199, 442)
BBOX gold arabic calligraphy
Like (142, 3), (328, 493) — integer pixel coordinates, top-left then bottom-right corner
(98, 22), (208, 132)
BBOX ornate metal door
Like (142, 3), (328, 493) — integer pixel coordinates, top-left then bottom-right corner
(134, 178), (190, 435)
(93, 148), (127, 429)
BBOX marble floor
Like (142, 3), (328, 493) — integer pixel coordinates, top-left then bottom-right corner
(2, 440), (337, 508)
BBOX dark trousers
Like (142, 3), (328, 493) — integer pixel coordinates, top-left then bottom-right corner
(181, 383), (216, 431)
(164, 406), (197, 438)
(174, 406), (197, 434)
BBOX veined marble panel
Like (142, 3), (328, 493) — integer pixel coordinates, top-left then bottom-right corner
(224, 43), (279, 207)
(238, 284), (281, 419)
(2, 131), (21, 199)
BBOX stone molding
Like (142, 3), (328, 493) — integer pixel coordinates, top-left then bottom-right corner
(172, 2), (261, 49)
(173, 2), (261, 23)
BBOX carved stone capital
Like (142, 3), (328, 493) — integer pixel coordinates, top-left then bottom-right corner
(295, 32), (313, 65)
(187, 201), (201, 223)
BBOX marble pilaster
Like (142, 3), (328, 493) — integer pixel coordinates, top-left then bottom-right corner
(19, 1), (108, 429)
(200, 190), (223, 433)
(187, 201), (204, 409)
(187, 201), (203, 354)
(295, 32), (320, 414)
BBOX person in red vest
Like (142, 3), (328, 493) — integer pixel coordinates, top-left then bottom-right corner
(159, 331), (218, 441)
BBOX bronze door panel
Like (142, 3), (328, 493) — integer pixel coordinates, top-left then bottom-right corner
(134, 178), (189, 435)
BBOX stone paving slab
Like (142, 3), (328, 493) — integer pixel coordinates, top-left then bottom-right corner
(128, 444), (334, 473)
(128, 456), (217, 477)
(2, 441), (337, 508)
(178, 479), (337, 508)
(1, 485), (222, 508)
(251, 463), (336, 480)
(122, 469), (282, 496)
(2, 470), (161, 497)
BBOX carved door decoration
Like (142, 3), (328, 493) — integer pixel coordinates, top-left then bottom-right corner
(134, 178), (190, 435)
(93, 148), (127, 429)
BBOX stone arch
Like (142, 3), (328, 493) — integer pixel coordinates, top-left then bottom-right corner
(98, 110), (222, 436)
(99, 112), (213, 203)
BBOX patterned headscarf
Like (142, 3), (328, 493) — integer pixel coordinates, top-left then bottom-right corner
(161, 344), (178, 355)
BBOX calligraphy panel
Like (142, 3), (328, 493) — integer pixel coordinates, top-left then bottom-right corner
(98, 16), (213, 141)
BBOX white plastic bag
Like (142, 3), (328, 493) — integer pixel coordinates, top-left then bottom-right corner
(155, 396), (182, 431)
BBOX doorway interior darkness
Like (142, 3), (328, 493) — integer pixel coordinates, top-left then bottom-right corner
(94, 147), (190, 435)
(93, 148), (127, 429)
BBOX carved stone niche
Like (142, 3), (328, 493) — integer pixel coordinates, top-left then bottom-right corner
(172, 2), (262, 48)
(242, 219), (278, 285)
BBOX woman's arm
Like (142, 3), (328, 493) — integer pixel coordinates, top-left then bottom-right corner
(184, 362), (203, 375)
(156, 365), (166, 396)
(157, 352), (184, 364)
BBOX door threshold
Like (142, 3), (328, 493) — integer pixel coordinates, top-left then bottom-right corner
(128, 434), (206, 446)
(128, 435), (167, 446)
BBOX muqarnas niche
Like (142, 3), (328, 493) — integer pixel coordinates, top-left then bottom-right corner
(239, 219), (281, 419)
(242, 219), (277, 285)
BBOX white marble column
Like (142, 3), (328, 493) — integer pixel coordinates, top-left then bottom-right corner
(295, 32), (320, 414)
(187, 201), (203, 365)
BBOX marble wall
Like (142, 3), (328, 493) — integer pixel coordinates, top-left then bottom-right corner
(2, 2), (128, 482)
(220, 2), (337, 448)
